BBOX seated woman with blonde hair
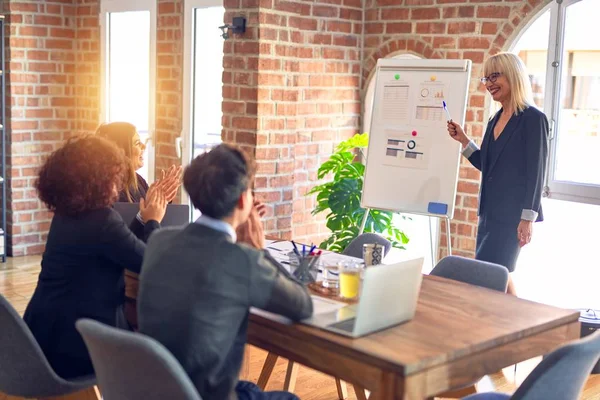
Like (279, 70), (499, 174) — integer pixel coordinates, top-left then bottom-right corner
(96, 122), (182, 204)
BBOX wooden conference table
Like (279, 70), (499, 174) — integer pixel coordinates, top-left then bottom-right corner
(247, 274), (579, 400)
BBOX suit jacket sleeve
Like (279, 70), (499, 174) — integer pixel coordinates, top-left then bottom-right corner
(101, 211), (154, 274)
(522, 111), (549, 218)
(464, 140), (482, 171)
(129, 217), (160, 243)
(249, 250), (313, 321)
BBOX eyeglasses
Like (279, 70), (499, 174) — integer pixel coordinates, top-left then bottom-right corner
(480, 72), (502, 84)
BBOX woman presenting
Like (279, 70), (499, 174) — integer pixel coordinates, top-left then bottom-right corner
(447, 52), (548, 295)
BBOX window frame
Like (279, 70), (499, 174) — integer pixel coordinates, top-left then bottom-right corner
(181, 0), (224, 208)
(512, 0), (600, 205)
(99, 0), (157, 182)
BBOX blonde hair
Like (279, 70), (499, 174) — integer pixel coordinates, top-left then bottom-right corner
(483, 52), (534, 114)
(95, 122), (139, 202)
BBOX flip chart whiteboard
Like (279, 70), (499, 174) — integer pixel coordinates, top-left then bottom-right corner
(361, 58), (472, 219)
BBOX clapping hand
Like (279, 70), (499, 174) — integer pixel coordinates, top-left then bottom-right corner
(154, 165), (182, 203)
(139, 184), (167, 223)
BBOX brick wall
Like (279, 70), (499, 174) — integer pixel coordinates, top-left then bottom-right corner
(253, 0), (362, 243)
(75, 0), (100, 134)
(155, 0), (182, 175)
(362, 0), (552, 258)
(4, 0), (78, 256)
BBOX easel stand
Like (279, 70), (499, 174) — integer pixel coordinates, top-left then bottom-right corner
(358, 209), (452, 263)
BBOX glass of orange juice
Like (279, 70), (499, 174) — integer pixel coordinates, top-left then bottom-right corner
(339, 261), (364, 299)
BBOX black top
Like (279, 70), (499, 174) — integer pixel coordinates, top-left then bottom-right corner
(486, 115), (512, 171)
(117, 173), (150, 239)
(23, 207), (159, 379)
(138, 224), (313, 400)
(466, 106), (549, 225)
(118, 173), (149, 203)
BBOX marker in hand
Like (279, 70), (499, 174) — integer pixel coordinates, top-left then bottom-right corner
(443, 101), (457, 137)
(442, 101), (452, 122)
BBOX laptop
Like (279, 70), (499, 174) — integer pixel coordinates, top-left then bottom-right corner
(302, 257), (424, 338)
(112, 202), (191, 227)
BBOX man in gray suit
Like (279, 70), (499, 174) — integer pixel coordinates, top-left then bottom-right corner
(137, 144), (313, 400)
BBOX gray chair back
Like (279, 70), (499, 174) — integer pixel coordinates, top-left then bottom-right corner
(0, 294), (95, 397)
(342, 233), (392, 259)
(76, 319), (202, 400)
(511, 331), (600, 400)
(430, 256), (508, 292)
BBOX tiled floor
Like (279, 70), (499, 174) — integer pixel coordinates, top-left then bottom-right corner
(1, 256), (599, 399)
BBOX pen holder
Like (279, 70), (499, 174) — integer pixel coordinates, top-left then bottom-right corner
(288, 252), (319, 284)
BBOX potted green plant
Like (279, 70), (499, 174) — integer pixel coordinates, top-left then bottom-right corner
(307, 133), (409, 253)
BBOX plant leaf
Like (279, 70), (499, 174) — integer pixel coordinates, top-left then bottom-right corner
(328, 179), (361, 215)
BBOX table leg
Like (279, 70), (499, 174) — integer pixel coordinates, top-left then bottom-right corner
(283, 361), (300, 392)
(257, 352), (279, 390)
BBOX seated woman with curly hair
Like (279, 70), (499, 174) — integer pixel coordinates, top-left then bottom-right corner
(23, 134), (166, 380)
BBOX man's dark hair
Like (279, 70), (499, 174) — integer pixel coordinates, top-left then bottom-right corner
(183, 144), (255, 219)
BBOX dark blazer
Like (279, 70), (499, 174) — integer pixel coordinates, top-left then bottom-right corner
(138, 224), (313, 400)
(23, 207), (159, 379)
(466, 106), (549, 226)
(117, 173), (149, 240)
(118, 172), (149, 203)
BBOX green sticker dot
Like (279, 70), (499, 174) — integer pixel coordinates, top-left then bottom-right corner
(394, 74), (400, 80)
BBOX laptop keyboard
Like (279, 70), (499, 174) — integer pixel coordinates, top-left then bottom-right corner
(328, 318), (356, 333)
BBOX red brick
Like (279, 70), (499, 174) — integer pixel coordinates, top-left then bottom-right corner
(10, 37), (39, 48)
(381, 9), (410, 20)
(386, 22), (412, 34)
(410, 8), (440, 20)
(289, 16), (318, 31)
(448, 22), (477, 34)
(416, 22), (446, 34)
(326, 21), (352, 33)
(276, 1), (310, 14)
(477, 6), (511, 19)
(333, 35), (358, 47)
(340, 8), (361, 21)
(433, 37), (456, 49)
(459, 6), (475, 18)
(9, 2), (40, 12)
(463, 51), (485, 63)
(459, 37), (491, 49)
(45, 39), (73, 49)
(34, 15), (63, 26)
(313, 5), (338, 18)
(19, 26), (48, 36)
(50, 28), (75, 38)
(482, 22), (499, 35)
(365, 23), (384, 34)
(443, 7), (457, 18)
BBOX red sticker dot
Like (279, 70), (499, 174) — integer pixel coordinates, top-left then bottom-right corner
(412, 131), (417, 136)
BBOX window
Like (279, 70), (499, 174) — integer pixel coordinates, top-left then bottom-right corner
(362, 53), (439, 272)
(182, 0), (225, 219)
(513, 0), (600, 203)
(511, 0), (600, 309)
(100, 0), (156, 182)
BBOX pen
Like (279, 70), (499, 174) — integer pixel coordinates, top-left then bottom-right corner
(302, 244), (306, 256)
(291, 240), (300, 256)
(308, 244), (316, 255)
(442, 101), (452, 122)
